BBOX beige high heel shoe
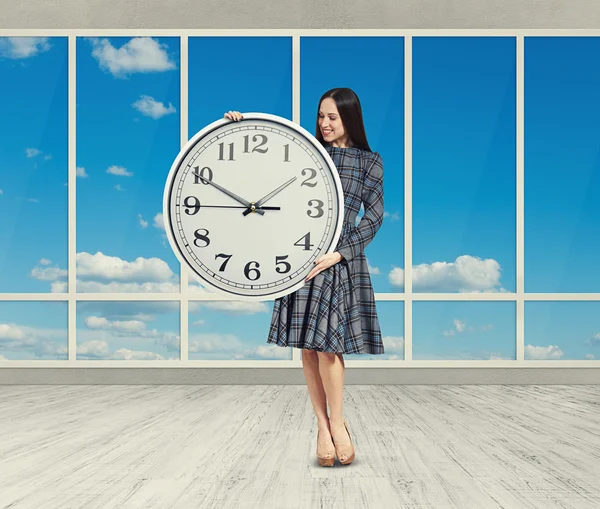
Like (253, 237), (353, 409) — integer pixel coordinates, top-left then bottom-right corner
(317, 429), (335, 467)
(333, 419), (355, 465)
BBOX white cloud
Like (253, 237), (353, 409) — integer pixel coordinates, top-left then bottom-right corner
(388, 254), (506, 293)
(84, 316), (147, 333)
(44, 154), (52, 161)
(0, 323), (26, 340)
(367, 258), (380, 275)
(115, 185), (124, 191)
(153, 213), (165, 230)
(39, 258), (52, 266)
(0, 37), (51, 59)
(74, 280), (181, 293)
(0, 189), (3, 195)
(30, 265), (68, 281)
(382, 335), (404, 353)
(112, 348), (169, 360)
(89, 37), (177, 78)
(76, 166), (89, 178)
(525, 344), (564, 360)
(77, 340), (111, 357)
(132, 95), (176, 119)
(442, 318), (493, 337)
(107, 165), (133, 176)
(194, 301), (269, 315)
(26, 148), (41, 158)
(27, 198), (39, 203)
(0, 322), (67, 359)
(585, 354), (595, 360)
(454, 319), (466, 332)
(383, 211), (400, 221)
(188, 333), (287, 360)
(138, 213), (148, 228)
(77, 251), (175, 283)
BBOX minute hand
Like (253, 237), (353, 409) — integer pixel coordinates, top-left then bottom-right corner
(200, 176), (265, 216)
(243, 176), (297, 216)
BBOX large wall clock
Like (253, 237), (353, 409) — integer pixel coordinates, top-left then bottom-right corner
(163, 112), (344, 301)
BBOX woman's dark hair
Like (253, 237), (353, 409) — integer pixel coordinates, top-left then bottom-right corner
(315, 87), (371, 151)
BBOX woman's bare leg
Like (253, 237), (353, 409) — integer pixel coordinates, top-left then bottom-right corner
(301, 349), (335, 459)
(317, 352), (353, 462)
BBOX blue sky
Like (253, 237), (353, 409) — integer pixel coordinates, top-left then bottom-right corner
(0, 35), (598, 362)
(524, 37), (600, 293)
(413, 37), (516, 294)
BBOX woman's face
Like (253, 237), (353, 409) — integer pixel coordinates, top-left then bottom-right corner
(318, 98), (350, 147)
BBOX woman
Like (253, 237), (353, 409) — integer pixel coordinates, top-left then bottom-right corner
(224, 87), (385, 467)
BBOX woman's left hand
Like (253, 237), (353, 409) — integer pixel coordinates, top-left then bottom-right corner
(305, 252), (343, 282)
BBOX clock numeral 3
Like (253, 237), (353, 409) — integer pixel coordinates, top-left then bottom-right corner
(307, 199), (324, 218)
(294, 232), (314, 251)
(183, 196), (201, 215)
(218, 142), (235, 161)
(193, 165), (213, 185)
(215, 253), (232, 272)
(243, 134), (268, 154)
(244, 261), (261, 281)
(275, 255), (291, 274)
(301, 168), (317, 187)
(194, 228), (210, 248)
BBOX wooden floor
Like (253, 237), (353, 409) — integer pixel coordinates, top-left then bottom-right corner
(0, 384), (599, 509)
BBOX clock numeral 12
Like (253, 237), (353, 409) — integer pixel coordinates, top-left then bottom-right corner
(243, 134), (268, 154)
(283, 144), (290, 162)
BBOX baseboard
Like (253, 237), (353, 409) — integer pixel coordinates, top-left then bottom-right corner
(0, 367), (598, 384)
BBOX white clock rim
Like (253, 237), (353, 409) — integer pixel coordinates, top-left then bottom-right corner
(163, 112), (346, 302)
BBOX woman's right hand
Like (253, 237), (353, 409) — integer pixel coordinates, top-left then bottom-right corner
(224, 110), (243, 122)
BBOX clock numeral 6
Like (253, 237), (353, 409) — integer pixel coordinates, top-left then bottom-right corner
(307, 199), (324, 218)
(194, 228), (210, 248)
(193, 166), (213, 185)
(275, 255), (291, 274)
(244, 261), (261, 281)
(301, 168), (317, 187)
(294, 232), (314, 251)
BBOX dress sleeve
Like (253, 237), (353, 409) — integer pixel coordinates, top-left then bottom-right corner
(337, 152), (384, 262)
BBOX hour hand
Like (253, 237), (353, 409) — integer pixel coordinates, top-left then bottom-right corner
(242, 176), (297, 216)
(200, 176), (265, 216)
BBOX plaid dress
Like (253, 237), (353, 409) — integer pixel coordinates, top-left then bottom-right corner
(266, 145), (385, 354)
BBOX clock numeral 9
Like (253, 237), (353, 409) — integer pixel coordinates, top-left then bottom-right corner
(307, 199), (324, 218)
(301, 168), (317, 187)
(194, 228), (210, 248)
(193, 166), (213, 185)
(184, 196), (201, 215)
(243, 134), (268, 154)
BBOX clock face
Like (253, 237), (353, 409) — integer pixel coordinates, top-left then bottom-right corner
(163, 113), (344, 300)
